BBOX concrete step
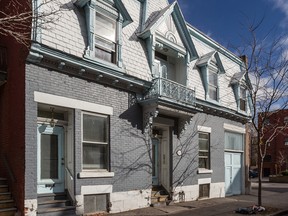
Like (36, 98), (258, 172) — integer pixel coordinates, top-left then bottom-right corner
(0, 200), (15, 209)
(37, 206), (76, 216)
(0, 179), (7, 186)
(0, 193), (11, 201)
(37, 193), (67, 203)
(151, 195), (168, 204)
(38, 199), (71, 208)
(0, 186), (8, 193)
(0, 207), (17, 216)
(37, 193), (75, 216)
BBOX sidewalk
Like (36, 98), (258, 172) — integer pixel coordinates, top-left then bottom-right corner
(109, 181), (288, 216)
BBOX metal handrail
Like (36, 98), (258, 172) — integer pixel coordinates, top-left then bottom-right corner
(145, 77), (195, 106)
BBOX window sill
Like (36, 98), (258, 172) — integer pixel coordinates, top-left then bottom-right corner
(83, 53), (123, 72)
(206, 98), (221, 106)
(198, 169), (213, 174)
(79, 171), (115, 178)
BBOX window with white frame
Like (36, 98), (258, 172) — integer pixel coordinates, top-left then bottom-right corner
(239, 87), (247, 111)
(225, 131), (243, 151)
(199, 132), (210, 169)
(74, 0), (132, 67)
(95, 12), (117, 63)
(208, 67), (218, 101)
(82, 113), (109, 170)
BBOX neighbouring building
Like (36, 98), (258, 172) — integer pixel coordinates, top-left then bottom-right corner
(259, 110), (288, 177)
(0, 0), (252, 215)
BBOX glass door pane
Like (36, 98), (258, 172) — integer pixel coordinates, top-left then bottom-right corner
(41, 134), (59, 179)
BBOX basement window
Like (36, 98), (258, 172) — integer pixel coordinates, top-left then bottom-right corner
(84, 194), (108, 214)
(199, 184), (210, 199)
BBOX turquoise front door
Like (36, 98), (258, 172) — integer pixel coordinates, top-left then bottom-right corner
(37, 124), (65, 194)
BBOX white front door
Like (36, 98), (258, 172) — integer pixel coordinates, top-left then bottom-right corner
(37, 124), (65, 194)
(160, 129), (170, 192)
(225, 152), (242, 195)
(152, 138), (159, 186)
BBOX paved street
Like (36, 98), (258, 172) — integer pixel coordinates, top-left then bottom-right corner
(110, 179), (288, 216)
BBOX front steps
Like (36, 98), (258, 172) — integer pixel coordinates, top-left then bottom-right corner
(0, 178), (17, 216)
(37, 192), (76, 216)
(151, 186), (170, 207)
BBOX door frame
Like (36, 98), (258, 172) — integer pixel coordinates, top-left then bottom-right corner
(152, 118), (173, 193)
(37, 124), (65, 194)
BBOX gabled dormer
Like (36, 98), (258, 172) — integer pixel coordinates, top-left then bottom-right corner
(138, 1), (198, 84)
(74, 0), (132, 67)
(230, 71), (251, 113)
(196, 51), (225, 102)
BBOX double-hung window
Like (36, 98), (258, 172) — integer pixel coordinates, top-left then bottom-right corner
(82, 113), (109, 170)
(95, 12), (117, 63)
(239, 87), (246, 111)
(199, 132), (210, 169)
(208, 67), (218, 101)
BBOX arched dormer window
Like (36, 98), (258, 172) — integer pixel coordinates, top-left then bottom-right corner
(196, 51), (225, 102)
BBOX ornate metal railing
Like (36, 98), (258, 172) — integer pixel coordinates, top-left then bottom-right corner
(145, 77), (195, 106)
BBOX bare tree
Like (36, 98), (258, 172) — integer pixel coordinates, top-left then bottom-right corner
(0, 0), (62, 47)
(276, 150), (287, 174)
(237, 18), (288, 206)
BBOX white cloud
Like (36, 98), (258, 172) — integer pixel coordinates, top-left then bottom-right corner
(270, 0), (288, 29)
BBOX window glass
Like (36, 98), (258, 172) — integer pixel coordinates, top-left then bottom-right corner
(208, 86), (217, 100)
(95, 13), (116, 42)
(240, 87), (246, 111)
(83, 114), (108, 143)
(199, 132), (210, 169)
(225, 132), (243, 151)
(95, 13), (117, 63)
(82, 113), (109, 170)
(208, 69), (218, 100)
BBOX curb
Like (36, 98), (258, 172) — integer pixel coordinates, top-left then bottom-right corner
(270, 209), (288, 216)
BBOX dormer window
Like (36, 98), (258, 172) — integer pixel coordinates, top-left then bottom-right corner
(196, 51), (225, 102)
(74, 0), (132, 67)
(95, 12), (117, 63)
(240, 87), (247, 111)
(208, 67), (218, 101)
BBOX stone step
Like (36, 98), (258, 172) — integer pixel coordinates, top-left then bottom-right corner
(151, 195), (168, 204)
(0, 207), (17, 216)
(37, 193), (67, 203)
(0, 193), (11, 201)
(0, 200), (14, 209)
(37, 206), (76, 216)
(0, 179), (7, 186)
(0, 186), (8, 193)
(38, 199), (71, 208)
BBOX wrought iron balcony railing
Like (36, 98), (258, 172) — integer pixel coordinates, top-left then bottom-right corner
(144, 77), (196, 106)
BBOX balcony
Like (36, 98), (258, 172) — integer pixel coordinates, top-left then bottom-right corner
(144, 77), (196, 107)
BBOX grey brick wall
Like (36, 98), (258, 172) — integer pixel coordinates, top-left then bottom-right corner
(172, 113), (244, 188)
(25, 63), (151, 199)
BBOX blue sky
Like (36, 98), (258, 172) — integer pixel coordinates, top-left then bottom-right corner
(168, 0), (288, 51)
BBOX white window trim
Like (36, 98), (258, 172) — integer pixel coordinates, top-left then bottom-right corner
(81, 185), (113, 195)
(198, 178), (211, 185)
(81, 111), (111, 173)
(198, 168), (213, 174)
(79, 171), (114, 178)
(198, 131), (211, 171)
(34, 91), (113, 115)
(197, 126), (212, 133)
(223, 123), (245, 134)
